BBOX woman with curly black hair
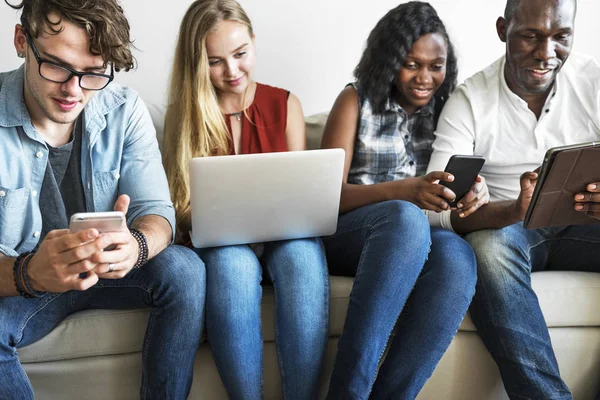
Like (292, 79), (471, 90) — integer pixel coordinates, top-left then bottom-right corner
(321, 2), (487, 398)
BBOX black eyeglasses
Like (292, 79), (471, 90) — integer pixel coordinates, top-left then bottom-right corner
(25, 33), (114, 91)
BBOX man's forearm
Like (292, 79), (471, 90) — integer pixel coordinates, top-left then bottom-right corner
(131, 215), (173, 260)
(0, 256), (19, 298)
(451, 200), (522, 234)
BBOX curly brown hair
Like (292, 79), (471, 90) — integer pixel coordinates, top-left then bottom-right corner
(5, 0), (135, 71)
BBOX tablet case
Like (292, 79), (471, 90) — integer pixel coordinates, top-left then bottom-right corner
(524, 142), (600, 229)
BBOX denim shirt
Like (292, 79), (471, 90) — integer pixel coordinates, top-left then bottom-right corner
(0, 67), (175, 257)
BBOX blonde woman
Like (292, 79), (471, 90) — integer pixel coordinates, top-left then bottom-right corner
(163, 1), (329, 398)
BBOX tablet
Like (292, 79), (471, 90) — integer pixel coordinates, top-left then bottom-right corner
(524, 141), (600, 229)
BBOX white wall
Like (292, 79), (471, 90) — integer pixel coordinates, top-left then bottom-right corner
(1, 0), (599, 116)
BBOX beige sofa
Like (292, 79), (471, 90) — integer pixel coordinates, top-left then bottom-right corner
(20, 109), (600, 400)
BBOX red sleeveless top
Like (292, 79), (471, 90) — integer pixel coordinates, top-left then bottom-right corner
(225, 83), (289, 154)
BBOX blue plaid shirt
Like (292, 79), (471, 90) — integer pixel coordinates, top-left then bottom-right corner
(348, 83), (435, 185)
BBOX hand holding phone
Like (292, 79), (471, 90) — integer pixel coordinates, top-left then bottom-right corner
(69, 211), (125, 233)
(439, 155), (486, 208)
(69, 211), (126, 251)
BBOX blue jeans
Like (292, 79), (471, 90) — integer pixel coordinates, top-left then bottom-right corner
(196, 238), (329, 400)
(322, 200), (477, 399)
(466, 222), (600, 400)
(0, 245), (205, 400)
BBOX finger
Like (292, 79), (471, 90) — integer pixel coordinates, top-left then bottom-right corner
(458, 196), (478, 211)
(424, 194), (450, 212)
(90, 246), (129, 265)
(53, 229), (101, 253)
(520, 172), (538, 190)
(96, 263), (131, 279)
(422, 201), (446, 213)
(575, 203), (600, 213)
(587, 183), (600, 192)
(65, 258), (100, 276)
(58, 234), (116, 265)
(458, 191), (477, 207)
(430, 184), (455, 201)
(473, 179), (486, 195)
(113, 194), (130, 220)
(101, 230), (131, 245)
(94, 262), (118, 275)
(459, 199), (484, 218)
(574, 192), (600, 203)
(71, 270), (99, 291)
(426, 171), (454, 183)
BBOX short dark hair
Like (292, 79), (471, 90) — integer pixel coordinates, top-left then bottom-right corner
(504, 0), (578, 23)
(503, 0), (519, 23)
(354, 1), (458, 125)
(5, 0), (135, 71)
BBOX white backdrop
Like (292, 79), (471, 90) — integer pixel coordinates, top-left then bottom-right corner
(1, 0), (599, 115)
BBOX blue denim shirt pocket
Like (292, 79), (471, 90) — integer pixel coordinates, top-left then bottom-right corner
(92, 169), (120, 212)
(0, 186), (30, 248)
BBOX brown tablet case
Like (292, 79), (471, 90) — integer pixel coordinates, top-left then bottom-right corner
(524, 143), (600, 229)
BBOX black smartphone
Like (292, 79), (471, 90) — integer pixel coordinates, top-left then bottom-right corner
(439, 155), (486, 207)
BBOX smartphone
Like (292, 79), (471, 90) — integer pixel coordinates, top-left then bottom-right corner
(69, 211), (125, 233)
(439, 155), (486, 208)
(69, 212), (125, 276)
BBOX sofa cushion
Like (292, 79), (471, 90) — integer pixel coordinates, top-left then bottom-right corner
(305, 112), (329, 150)
(18, 271), (600, 364)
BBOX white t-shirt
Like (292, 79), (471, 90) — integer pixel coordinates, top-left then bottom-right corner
(427, 53), (600, 230)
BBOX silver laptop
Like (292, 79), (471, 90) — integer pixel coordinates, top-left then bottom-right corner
(189, 148), (345, 248)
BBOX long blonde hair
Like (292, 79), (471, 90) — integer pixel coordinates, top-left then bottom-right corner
(163, 0), (253, 224)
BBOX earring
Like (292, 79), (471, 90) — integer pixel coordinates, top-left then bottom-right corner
(17, 52), (24, 58)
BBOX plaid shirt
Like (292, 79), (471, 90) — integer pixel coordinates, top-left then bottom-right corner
(348, 83), (435, 185)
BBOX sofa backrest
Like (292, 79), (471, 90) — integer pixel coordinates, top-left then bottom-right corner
(147, 103), (329, 152)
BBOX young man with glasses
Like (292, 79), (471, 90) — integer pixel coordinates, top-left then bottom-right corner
(0, 1), (206, 399)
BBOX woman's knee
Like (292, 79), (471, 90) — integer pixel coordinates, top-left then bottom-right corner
(266, 238), (327, 280)
(430, 229), (477, 287)
(369, 200), (430, 250)
(198, 245), (262, 286)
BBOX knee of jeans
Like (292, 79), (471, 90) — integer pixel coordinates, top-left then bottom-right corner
(267, 238), (329, 292)
(201, 245), (262, 289)
(465, 227), (529, 283)
(155, 245), (206, 298)
(431, 231), (477, 286)
(372, 200), (430, 245)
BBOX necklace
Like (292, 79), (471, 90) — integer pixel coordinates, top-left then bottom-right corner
(229, 111), (243, 121)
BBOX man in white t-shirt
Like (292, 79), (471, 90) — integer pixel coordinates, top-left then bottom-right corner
(427, 0), (600, 398)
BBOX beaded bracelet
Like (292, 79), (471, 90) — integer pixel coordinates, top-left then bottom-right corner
(130, 228), (149, 269)
(13, 252), (31, 297)
(13, 252), (46, 298)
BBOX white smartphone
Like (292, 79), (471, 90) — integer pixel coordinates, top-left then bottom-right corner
(69, 211), (125, 233)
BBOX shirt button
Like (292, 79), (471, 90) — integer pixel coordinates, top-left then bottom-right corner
(32, 190), (38, 197)
(545, 109), (550, 113)
(0, 190), (5, 197)
(33, 231), (40, 238)
(409, 161), (415, 166)
(35, 151), (43, 158)
(404, 135), (409, 139)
